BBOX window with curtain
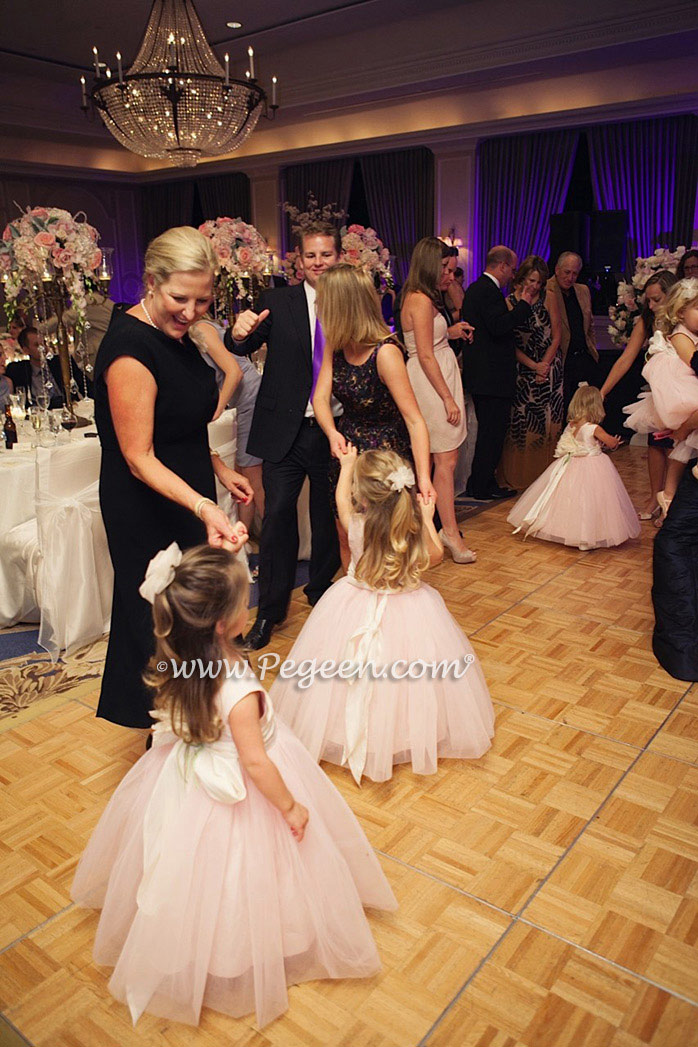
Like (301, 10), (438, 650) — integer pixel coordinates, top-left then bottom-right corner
(473, 129), (580, 274)
(587, 114), (698, 258)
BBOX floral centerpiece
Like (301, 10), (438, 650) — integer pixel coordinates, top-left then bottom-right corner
(198, 217), (270, 316)
(280, 194), (394, 291)
(607, 245), (695, 347)
(1, 206), (103, 322)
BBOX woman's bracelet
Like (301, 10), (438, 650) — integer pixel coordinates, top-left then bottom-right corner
(194, 496), (216, 519)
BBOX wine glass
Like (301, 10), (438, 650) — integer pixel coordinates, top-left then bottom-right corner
(60, 407), (77, 435)
(36, 392), (50, 412)
(48, 409), (62, 440)
(30, 406), (43, 448)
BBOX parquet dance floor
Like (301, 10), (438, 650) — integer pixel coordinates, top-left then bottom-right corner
(1, 444), (697, 1046)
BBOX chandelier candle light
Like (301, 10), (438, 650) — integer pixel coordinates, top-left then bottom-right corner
(81, 0), (279, 168)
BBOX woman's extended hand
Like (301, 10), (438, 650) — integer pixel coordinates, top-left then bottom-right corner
(200, 502), (247, 548)
(443, 395), (462, 426)
(417, 476), (438, 504)
(447, 321), (475, 343)
(218, 466), (254, 504)
(329, 429), (348, 459)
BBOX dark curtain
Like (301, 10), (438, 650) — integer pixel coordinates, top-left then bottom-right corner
(473, 130), (579, 274)
(360, 147), (434, 285)
(588, 115), (698, 259)
(196, 173), (251, 222)
(140, 179), (195, 248)
(280, 158), (354, 251)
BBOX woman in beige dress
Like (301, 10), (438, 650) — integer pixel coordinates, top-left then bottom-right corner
(401, 237), (476, 562)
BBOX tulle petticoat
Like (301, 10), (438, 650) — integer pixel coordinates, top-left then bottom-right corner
(624, 349), (698, 462)
(71, 721), (396, 1029)
(508, 454), (640, 548)
(271, 579), (494, 783)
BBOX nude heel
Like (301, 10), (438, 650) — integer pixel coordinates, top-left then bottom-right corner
(438, 529), (477, 564)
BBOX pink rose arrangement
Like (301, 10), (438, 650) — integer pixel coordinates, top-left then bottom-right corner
(0, 206), (104, 320)
(607, 245), (697, 347)
(198, 217), (270, 314)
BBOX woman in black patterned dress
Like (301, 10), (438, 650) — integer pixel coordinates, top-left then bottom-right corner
(312, 264), (435, 570)
(499, 256), (563, 491)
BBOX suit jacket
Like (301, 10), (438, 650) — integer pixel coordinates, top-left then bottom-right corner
(545, 276), (599, 364)
(461, 274), (532, 397)
(224, 284), (314, 462)
(5, 355), (74, 408)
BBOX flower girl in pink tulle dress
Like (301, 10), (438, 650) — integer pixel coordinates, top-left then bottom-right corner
(508, 385), (640, 549)
(271, 446), (494, 784)
(72, 544), (396, 1030)
(623, 279), (698, 512)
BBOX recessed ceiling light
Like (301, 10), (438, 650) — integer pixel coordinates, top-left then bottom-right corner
(227, 21), (242, 28)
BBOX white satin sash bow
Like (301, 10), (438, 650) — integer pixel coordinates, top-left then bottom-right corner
(138, 730), (246, 915)
(513, 436), (600, 538)
(341, 580), (389, 785)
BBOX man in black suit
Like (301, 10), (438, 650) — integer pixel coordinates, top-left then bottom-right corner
(225, 222), (342, 649)
(6, 326), (73, 407)
(462, 245), (535, 501)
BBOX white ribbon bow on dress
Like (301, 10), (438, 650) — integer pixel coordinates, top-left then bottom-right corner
(341, 583), (389, 785)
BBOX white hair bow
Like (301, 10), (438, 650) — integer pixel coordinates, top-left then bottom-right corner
(387, 465), (415, 491)
(139, 542), (182, 604)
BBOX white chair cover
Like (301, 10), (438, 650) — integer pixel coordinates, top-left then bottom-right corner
(35, 442), (113, 660)
(0, 518), (40, 627)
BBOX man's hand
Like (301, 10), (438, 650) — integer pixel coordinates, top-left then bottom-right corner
(232, 308), (270, 342)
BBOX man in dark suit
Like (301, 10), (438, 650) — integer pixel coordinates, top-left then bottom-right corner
(225, 222), (342, 649)
(462, 245), (535, 501)
(6, 326), (75, 407)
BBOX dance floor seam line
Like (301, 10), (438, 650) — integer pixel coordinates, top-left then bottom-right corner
(0, 903), (75, 958)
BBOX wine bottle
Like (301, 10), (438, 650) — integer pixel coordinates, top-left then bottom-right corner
(3, 404), (18, 450)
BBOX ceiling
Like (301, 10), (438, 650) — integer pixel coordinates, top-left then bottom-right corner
(1, 0), (697, 174)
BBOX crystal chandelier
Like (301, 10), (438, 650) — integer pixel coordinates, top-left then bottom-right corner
(81, 0), (278, 168)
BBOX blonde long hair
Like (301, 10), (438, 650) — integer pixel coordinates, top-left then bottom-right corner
(143, 546), (249, 744)
(316, 263), (391, 351)
(352, 450), (429, 591)
(655, 278), (698, 335)
(567, 384), (604, 426)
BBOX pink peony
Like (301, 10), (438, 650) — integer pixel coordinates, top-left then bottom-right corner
(30, 207), (49, 220)
(217, 245), (232, 261)
(34, 231), (55, 248)
(237, 246), (252, 265)
(2, 225), (12, 242)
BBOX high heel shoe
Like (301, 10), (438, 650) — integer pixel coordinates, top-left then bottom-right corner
(656, 491), (672, 519)
(438, 529), (477, 564)
(638, 504), (661, 521)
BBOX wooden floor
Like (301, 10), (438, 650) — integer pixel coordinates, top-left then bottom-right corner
(2, 444), (697, 1047)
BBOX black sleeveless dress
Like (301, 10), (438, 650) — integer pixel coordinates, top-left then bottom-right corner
(329, 340), (412, 508)
(94, 310), (218, 727)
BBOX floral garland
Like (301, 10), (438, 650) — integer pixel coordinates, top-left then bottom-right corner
(280, 194), (394, 291)
(198, 217), (270, 312)
(607, 245), (696, 347)
(1, 206), (103, 321)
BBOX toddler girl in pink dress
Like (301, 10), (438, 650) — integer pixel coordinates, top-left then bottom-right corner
(508, 384), (640, 549)
(72, 544), (396, 1029)
(272, 446), (494, 784)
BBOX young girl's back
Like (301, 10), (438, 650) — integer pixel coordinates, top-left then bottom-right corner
(508, 418), (640, 548)
(72, 549), (396, 1030)
(272, 455), (494, 784)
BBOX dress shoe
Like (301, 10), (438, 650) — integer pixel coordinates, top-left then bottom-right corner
(243, 617), (276, 650)
(488, 486), (517, 500)
(438, 529), (477, 564)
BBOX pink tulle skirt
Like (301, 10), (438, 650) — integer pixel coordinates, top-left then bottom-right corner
(271, 579), (494, 783)
(507, 454), (640, 548)
(71, 721), (396, 1028)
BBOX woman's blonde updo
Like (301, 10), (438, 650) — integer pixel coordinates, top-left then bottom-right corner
(352, 449), (429, 591)
(143, 226), (218, 292)
(143, 545), (249, 744)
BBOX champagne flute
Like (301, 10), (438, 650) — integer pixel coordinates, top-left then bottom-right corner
(30, 406), (43, 448)
(60, 406), (77, 435)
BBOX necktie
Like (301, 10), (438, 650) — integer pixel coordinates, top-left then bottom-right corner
(310, 316), (325, 400)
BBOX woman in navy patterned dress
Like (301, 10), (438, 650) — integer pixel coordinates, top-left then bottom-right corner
(312, 264), (435, 569)
(499, 256), (563, 491)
